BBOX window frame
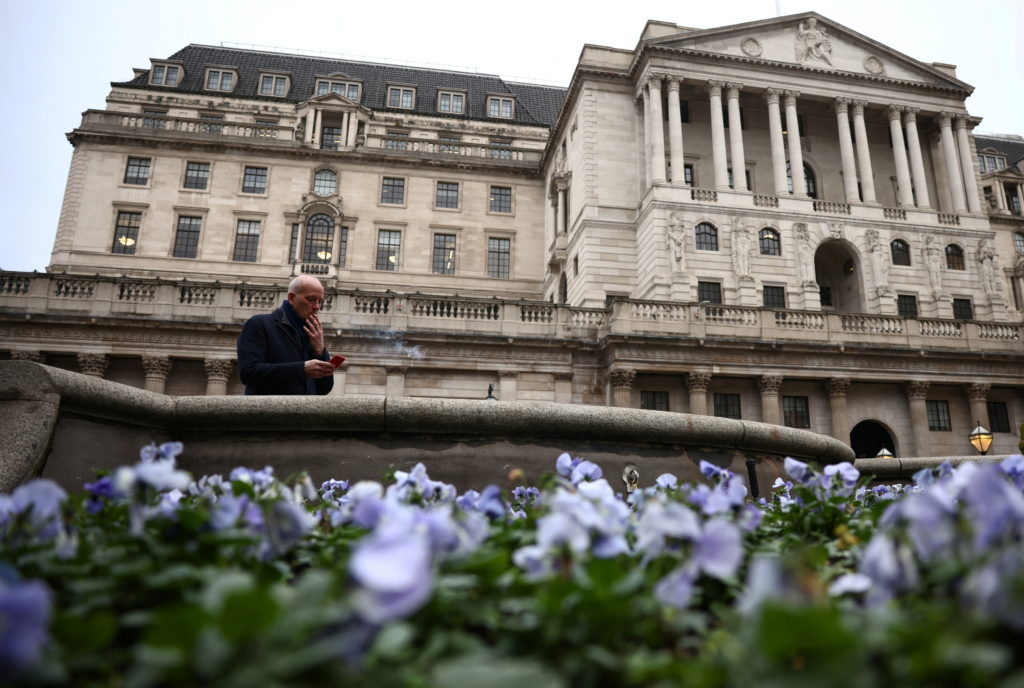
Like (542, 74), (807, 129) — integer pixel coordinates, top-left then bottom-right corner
(258, 73), (290, 97)
(926, 400), (952, 431)
(945, 244), (965, 270)
(695, 222), (719, 251)
(111, 209), (143, 255)
(232, 218), (263, 263)
(1014, 231), (1024, 254)
(434, 181), (461, 210)
(763, 285), (786, 309)
(312, 169), (338, 196)
(315, 79), (361, 101)
(488, 185), (513, 215)
(783, 395), (811, 429)
(431, 232), (458, 275)
(487, 235), (513, 279)
(203, 68), (236, 92)
(640, 391), (670, 411)
(759, 227), (781, 256)
(952, 297), (974, 321)
(489, 139), (513, 160)
(386, 86), (416, 109)
(375, 228), (403, 271)
(896, 294), (919, 318)
(987, 401), (1011, 433)
(302, 214), (335, 264)
(122, 156), (152, 187)
(240, 165), (269, 195)
(149, 63), (181, 87)
(697, 281), (723, 304)
(182, 161), (211, 191)
(713, 393), (742, 420)
(380, 176), (407, 206)
(891, 239), (911, 266)
(486, 96), (515, 119)
(172, 215), (203, 259)
(437, 90), (466, 115)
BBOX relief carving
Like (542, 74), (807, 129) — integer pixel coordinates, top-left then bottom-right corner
(795, 18), (833, 66)
(667, 212), (687, 274)
(866, 229), (892, 296)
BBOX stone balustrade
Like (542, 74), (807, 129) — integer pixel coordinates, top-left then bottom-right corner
(79, 110), (293, 143)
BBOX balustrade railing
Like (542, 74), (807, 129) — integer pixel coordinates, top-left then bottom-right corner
(409, 297), (500, 320)
(937, 213), (961, 226)
(977, 323), (1021, 340)
(774, 310), (825, 329)
(690, 188), (718, 202)
(840, 314), (904, 334)
(631, 301), (688, 321)
(54, 279), (95, 299)
(520, 304), (555, 323)
(0, 274), (31, 295)
(179, 285), (216, 305)
(813, 200), (851, 215)
(753, 195), (779, 208)
(570, 308), (606, 327)
(237, 288), (278, 309)
(883, 207), (907, 220)
(704, 305), (759, 326)
(919, 319), (963, 337)
(117, 282), (157, 302)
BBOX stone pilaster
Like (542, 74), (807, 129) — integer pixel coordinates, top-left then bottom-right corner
(142, 355), (172, 394)
(904, 381), (931, 457)
(828, 377), (852, 445)
(954, 115), (982, 213)
(647, 76), (666, 183)
(554, 372), (573, 404)
(758, 375), (783, 425)
(499, 370), (519, 402)
(204, 359), (233, 396)
(686, 372), (712, 416)
(77, 353), (108, 379)
(609, 369), (636, 408)
(784, 91), (805, 196)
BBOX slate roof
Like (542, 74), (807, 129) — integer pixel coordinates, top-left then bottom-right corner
(115, 44), (566, 128)
(975, 135), (1024, 167)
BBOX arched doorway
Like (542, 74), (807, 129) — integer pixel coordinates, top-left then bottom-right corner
(814, 239), (865, 313)
(850, 420), (896, 458)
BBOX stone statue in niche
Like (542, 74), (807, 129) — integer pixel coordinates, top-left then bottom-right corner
(977, 238), (1000, 296)
(924, 236), (944, 295)
(866, 229), (892, 295)
(732, 223), (752, 277)
(794, 223), (816, 286)
(667, 212), (686, 273)
(795, 18), (833, 66)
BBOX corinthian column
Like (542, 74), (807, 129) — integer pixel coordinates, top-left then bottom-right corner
(765, 89), (788, 195)
(888, 106), (915, 207)
(666, 78), (686, 184)
(204, 359), (233, 396)
(758, 375), (783, 425)
(707, 81), (730, 190)
(834, 99), (860, 203)
(642, 86), (652, 189)
(904, 381), (931, 457)
(851, 101), (877, 203)
(938, 112), (967, 212)
(828, 377), (852, 445)
(965, 383), (990, 430)
(609, 369), (636, 408)
(784, 91), (806, 196)
(648, 76), (667, 183)
(687, 372), (712, 416)
(141, 355), (172, 394)
(10, 351), (44, 363)
(726, 84), (747, 191)
(903, 109), (931, 209)
(955, 115), (982, 213)
(77, 353), (108, 379)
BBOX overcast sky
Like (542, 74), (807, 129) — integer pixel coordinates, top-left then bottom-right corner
(1, 0), (1021, 272)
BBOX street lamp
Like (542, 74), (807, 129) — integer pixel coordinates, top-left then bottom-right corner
(968, 421), (993, 455)
(875, 447), (894, 459)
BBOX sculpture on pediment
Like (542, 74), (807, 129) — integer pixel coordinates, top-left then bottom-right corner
(795, 18), (833, 66)
(924, 236), (944, 295)
(866, 229), (892, 295)
(667, 212), (687, 274)
(977, 238), (1000, 296)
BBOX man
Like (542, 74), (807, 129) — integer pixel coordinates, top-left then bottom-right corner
(237, 275), (336, 395)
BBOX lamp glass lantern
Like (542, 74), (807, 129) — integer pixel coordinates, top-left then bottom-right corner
(968, 421), (993, 456)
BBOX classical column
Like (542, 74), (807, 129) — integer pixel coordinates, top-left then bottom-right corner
(555, 183), (566, 236)
(834, 99), (860, 203)
(305, 109), (316, 144)
(955, 115), (982, 213)
(707, 81), (730, 190)
(499, 370), (519, 402)
(784, 91), (805, 196)
(765, 89), (789, 196)
(9, 351), (44, 363)
(666, 78), (686, 184)
(686, 372), (712, 416)
(888, 106), (915, 207)
(648, 76), (667, 183)
(903, 109), (931, 209)
(77, 353), (108, 379)
(966, 383), (990, 430)
(385, 366), (407, 397)
(142, 355), (172, 394)
(642, 86), (653, 189)
(828, 378), (852, 445)
(609, 369), (636, 408)
(204, 359), (233, 396)
(851, 101), (877, 203)
(904, 381), (931, 457)
(311, 109), (322, 148)
(758, 375), (783, 425)
(726, 84), (747, 191)
(938, 112), (967, 212)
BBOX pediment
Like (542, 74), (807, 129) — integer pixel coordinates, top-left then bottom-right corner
(306, 92), (360, 108)
(649, 13), (970, 92)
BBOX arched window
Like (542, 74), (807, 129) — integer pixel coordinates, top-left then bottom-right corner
(945, 244), (965, 270)
(759, 228), (781, 255)
(313, 169), (337, 195)
(786, 162), (818, 199)
(695, 222), (718, 251)
(890, 239), (911, 266)
(303, 214), (335, 263)
(1015, 231), (1024, 254)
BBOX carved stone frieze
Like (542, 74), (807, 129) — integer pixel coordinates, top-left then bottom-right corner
(740, 37), (763, 57)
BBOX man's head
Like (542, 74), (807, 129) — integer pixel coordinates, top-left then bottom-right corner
(287, 275), (325, 320)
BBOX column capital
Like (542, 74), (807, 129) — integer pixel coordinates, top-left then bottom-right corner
(706, 80), (725, 95)
(903, 380), (930, 400)
(204, 359), (233, 381)
(886, 104), (904, 121)
(953, 113), (971, 130)
(77, 353), (108, 378)
(10, 351), (44, 363)
(646, 73), (665, 91)
(828, 377), (852, 398)
(686, 372), (712, 392)
(783, 90), (800, 104)
(609, 369), (636, 389)
(498, 370), (519, 380)
(725, 82), (743, 96)
(764, 88), (782, 104)
(757, 375), (783, 395)
(142, 355), (173, 379)
(966, 383), (991, 402)
(902, 107), (920, 122)
(665, 76), (682, 92)
(833, 97), (850, 113)
(937, 111), (955, 126)
(851, 100), (867, 115)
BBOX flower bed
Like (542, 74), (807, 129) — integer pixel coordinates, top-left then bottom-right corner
(2, 444), (1024, 686)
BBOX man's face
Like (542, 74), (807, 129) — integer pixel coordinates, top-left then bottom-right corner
(288, 281), (324, 320)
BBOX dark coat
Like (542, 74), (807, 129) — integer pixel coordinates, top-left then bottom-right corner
(237, 303), (334, 396)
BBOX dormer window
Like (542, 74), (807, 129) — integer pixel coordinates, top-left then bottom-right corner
(387, 86), (415, 109)
(487, 96), (514, 119)
(204, 68), (236, 92)
(437, 91), (465, 114)
(316, 80), (360, 100)
(150, 64), (180, 87)
(259, 74), (290, 97)
(979, 154), (1007, 172)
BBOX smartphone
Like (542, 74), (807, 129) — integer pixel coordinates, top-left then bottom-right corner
(329, 355), (346, 367)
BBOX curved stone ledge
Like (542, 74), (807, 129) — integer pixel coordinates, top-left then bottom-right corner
(1, 361), (855, 494)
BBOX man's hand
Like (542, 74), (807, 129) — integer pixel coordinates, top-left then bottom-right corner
(304, 314), (325, 355)
(304, 359), (335, 379)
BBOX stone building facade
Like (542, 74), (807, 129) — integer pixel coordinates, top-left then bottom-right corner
(1, 12), (1021, 457)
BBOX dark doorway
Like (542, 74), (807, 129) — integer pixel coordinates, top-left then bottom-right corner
(850, 420), (896, 458)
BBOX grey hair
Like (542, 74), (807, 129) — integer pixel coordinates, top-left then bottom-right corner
(288, 274), (323, 295)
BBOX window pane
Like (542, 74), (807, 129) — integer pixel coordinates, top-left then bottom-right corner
(783, 396), (810, 428)
(436, 182), (459, 209)
(242, 166), (267, 194)
(313, 169), (337, 195)
(439, 93), (451, 112)
(165, 67), (178, 87)
(381, 177), (405, 204)
(759, 228), (780, 255)
(233, 220), (261, 262)
(376, 230), (401, 271)
(713, 393), (741, 420)
(112, 211), (141, 254)
(274, 77), (286, 96)
(338, 228), (349, 268)
(897, 294), (918, 317)
(321, 127), (342, 151)
(317, 82), (329, 96)
(388, 89), (400, 107)
(488, 238), (511, 278)
(945, 245), (964, 270)
(640, 391), (669, 411)
(173, 216), (201, 258)
(926, 400), (952, 431)
(152, 65), (164, 84)
(302, 214), (334, 263)
(402, 90), (413, 108)
(260, 76), (272, 95)
(123, 157), (150, 185)
(452, 94), (464, 113)
(348, 85), (359, 100)
(695, 223), (718, 251)
(952, 298), (973, 321)
(431, 234), (457, 274)
(490, 186), (512, 213)
(1015, 232), (1024, 254)
(385, 131), (409, 150)
(987, 402), (1011, 433)
(221, 73), (232, 90)
(697, 281), (722, 304)
(183, 162), (209, 190)
(206, 71), (219, 90)
(763, 286), (786, 309)
(289, 223), (300, 263)
(891, 239), (911, 266)
(488, 99), (499, 117)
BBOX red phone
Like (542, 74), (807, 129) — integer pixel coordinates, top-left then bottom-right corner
(329, 355), (346, 367)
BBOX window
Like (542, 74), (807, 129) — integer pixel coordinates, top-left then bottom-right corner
(987, 401), (1011, 433)
(376, 230), (401, 271)
(640, 391), (669, 411)
(232, 220), (261, 262)
(338, 228), (349, 269)
(437, 91), (465, 114)
(439, 134), (461, 153)
(183, 162), (210, 190)
(488, 237), (511, 278)
(204, 69), (234, 91)
(697, 281), (722, 304)
(786, 162), (818, 198)
(303, 214), (335, 264)
(142, 109), (167, 129)
(695, 222), (718, 251)
(952, 298), (973, 321)
(979, 154), (1007, 172)
(819, 285), (833, 307)
(1015, 232), (1024, 254)
(259, 75), (289, 97)
(387, 87), (415, 109)
(313, 170), (337, 195)
(684, 163), (694, 185)
(487, 96), (514, 119)
(172, 216), (202, 258)
(783, 396), (810, 429)
(713, 393), (742, 420)
(111, 211), (141, 254)
(321, 127), (343, 150)
(385, 131), (409, 150)
(945, 244), (964, 270)
(897, 294), (918, 317)
(759, 228), (781, 255)
(123, 157), (151, 185)
(891, 239), (911, 266)
(380, 177), (405, 205)
(763, 286), (786, 309)
(926, 400), (952, 431)
(432, 234), (457, 275)
(289, 223), (300, 263)
(436, 182), (460, 209)
(490, 185), (512, 213)
(316, 80), (360, 100)
(150, 64), (179, 87)
(490, 140), (512, 160)
(241, 166), (268, 194)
